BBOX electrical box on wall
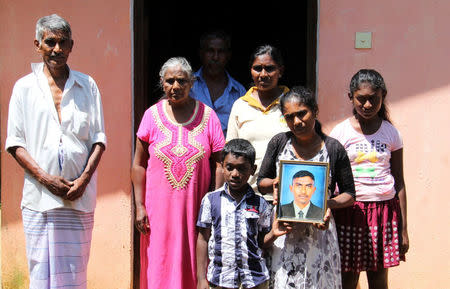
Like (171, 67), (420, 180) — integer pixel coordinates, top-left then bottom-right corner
(355, 32), (372, 49)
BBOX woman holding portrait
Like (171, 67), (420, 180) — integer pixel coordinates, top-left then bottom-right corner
(258, 86), (355, 288)
(131, 57), (225, 289)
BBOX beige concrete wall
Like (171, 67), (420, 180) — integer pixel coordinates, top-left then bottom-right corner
(0, 1), (133, 288)
(317, 1), (450, 288)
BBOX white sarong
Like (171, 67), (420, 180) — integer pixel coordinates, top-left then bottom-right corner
(22, 207), (94, 289)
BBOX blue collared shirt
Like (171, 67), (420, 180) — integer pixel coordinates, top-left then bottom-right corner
(197, 183), (271, 288)
(191, 68), (246, 136)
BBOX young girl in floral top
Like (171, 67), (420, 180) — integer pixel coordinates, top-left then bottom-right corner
(330, 69), (409, 289)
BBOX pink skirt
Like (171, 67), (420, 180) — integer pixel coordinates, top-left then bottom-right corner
(333, 198), (405, 272)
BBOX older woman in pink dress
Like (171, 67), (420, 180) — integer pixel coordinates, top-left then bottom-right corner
(131, 57), (225, 289)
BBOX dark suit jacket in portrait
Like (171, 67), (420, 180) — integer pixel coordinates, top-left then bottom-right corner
(279, 201), (323, 220)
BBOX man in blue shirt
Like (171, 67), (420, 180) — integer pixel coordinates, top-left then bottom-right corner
(191, 31), (246, 137)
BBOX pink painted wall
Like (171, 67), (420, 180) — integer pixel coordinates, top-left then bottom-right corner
(318, 1), (450, 288)
(0, 1), (133, 288)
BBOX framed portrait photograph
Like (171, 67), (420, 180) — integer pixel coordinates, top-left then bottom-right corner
(277, 160), (330, 223)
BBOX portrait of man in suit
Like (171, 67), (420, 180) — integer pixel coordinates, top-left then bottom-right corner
(280, 170), (323, 220)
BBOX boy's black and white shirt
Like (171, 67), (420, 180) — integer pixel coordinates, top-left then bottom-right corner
(197, 183), (271, 288)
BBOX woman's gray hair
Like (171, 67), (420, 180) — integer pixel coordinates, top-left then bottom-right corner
(159, 57), (194, 87)
(35, 14), (72, 44)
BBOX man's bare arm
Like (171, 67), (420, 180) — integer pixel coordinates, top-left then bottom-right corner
(8, 146), (71, 197)
(65, 143), (105, 201)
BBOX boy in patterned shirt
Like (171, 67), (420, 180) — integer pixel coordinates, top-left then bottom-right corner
(197, 138), (282, 289)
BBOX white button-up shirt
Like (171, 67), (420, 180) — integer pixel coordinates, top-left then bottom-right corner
(294, 201), (311, 218)
(6, 63), (106, 212)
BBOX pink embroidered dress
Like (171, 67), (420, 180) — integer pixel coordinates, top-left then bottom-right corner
(137, 100), (225, 289)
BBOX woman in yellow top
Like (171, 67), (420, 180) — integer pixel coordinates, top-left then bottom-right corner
(226, 45), (289, 201)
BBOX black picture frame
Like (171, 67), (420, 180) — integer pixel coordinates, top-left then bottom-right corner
(277, 160), (329, 223)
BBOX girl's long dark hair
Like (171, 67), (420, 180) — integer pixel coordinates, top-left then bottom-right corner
(349, 69), (392, 123)
(280, 86), (326, 140)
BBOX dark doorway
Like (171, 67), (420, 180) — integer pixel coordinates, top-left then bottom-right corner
(132, 1), (317, 287)
(134, 1), (318, 131)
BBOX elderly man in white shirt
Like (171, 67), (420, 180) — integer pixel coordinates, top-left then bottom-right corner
(5, 14), (106, 289)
